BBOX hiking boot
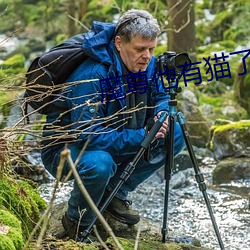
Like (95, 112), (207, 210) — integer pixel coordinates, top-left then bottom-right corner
(105, 196), (140, 225)
(61, 213), (97, 243)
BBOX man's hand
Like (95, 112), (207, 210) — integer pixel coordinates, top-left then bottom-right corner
(154, 111), (169, 139)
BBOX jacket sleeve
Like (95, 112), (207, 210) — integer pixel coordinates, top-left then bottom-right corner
(65, 60), (146, 156)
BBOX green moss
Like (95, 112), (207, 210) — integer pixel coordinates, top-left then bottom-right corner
(0, 235), (16, 250)
(1, 54), (25, 69)
(7, 228), (24, 249)
(0, 175), (47, 239)
(0, 54), (26, 87)
(234, 59), (250, 116)
(0, 209), (21, 229)
(199, 95), (224, 107)
(209, 120), (250, 150)
(106, 237), (207, 250)
(213, 120), (250, 133)
(0, 209), (24, 249)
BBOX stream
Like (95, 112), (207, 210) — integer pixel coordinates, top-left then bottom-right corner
(38, 155), (250, 250)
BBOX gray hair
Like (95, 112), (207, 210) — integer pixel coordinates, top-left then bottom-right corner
(115, 9), (160, 43)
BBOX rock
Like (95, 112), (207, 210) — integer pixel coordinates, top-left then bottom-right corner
(209, 120), (250, 160)
(12, 150), (51, 183)
(44, 201), (211, 250)
(221, 105), (237, 116)
(214, 118), (232, 126)
(174, 150), (193, 172)
(178, 100), (211, 148)
(170, 168), (193, 189)
(181, 89), (198, 105)
(213, 157), (250, 184)
(199, 103), (214, 117)
(154, 147), (213, 182)
(234, 58), (250, 116)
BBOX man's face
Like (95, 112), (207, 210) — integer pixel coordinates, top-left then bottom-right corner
(115, 35), (157, 73)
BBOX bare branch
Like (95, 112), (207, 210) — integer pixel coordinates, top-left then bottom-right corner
(62, 148), (124, 250)
(68, 14), (90, 32)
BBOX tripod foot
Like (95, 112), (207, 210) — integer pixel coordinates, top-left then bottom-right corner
(161, 227), (168, 243)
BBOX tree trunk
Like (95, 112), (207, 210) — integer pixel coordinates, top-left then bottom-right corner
(167, 0), (196, 61)
(67, 0), (76, 36)
(78, 0), (88, 20)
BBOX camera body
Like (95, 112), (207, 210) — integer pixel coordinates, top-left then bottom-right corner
(156, 51), (192, 77)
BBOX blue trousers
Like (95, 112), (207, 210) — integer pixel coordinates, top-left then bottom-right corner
(41, 122), (185, 226)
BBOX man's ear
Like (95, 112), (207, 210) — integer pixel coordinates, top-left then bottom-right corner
(115, 36), (122, 51)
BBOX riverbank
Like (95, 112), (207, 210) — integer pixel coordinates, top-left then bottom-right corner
(38, 155), (250, 250)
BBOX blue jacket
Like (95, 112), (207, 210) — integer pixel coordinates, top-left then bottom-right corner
(44, 21), (170, 156)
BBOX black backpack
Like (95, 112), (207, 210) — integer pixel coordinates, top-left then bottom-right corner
(24, 34), (87, 115)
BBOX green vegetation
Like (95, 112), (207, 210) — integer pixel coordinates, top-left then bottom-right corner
(0, 209), (24, 250)
(0, 174), (47, 240)
(209, 120), (250, 151)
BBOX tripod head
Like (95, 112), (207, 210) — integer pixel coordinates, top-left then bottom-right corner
(156, 51), (192, 98)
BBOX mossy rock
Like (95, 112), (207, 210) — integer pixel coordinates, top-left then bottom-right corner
(209, 120), (250, 160)
(234, 59), (250, 116)
(106, 237), (211, 250)
(198, 92), (248, 122)
(0, 54), (26, 86)
(29, 237), (211, 250)
(43, 202), (211, 250)
(213, 157), (250, 184)
(178, 100), (210, 148)
(1, 54), (25, 69)
(0, 174), (47, 239)
(0, 209), (24, 250)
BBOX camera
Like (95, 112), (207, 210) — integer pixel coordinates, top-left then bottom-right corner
(156, 51), (192, 78)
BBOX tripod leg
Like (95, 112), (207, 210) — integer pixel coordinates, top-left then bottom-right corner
(81, 112), (168, 240)
(177, 112), (225, 250)
(162, 114), (175, 243)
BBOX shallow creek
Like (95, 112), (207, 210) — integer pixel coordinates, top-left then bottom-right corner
(38, 157), (250, 250)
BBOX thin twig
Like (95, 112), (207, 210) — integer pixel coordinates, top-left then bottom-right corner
(93, 225), (110, 250)
(134, 220), (142, 250)
(68, 14), (90, 31)
(61, 148), (124, 250)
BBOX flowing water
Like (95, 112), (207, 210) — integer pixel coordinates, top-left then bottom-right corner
(38, 156), (250, 250)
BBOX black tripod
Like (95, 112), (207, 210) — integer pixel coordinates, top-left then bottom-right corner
(81, 80), (225, 249)
(81, 109), (169, 241)
(81, 85), (225, 249)
(161, 82), (225, 249)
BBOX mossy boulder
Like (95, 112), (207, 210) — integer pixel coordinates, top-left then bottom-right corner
(0, 53), (26, 86)
(198, 92), (248, 123)
(41, 202), (211, 250)
(213, 157), (250, 184)
(1, 54), (25, 69)
(0, 174), (47, 239)
(178, 95), (210, 148)
(209, 120), (250, 160)
(106, 237), (211, 250)
(234, 59), (250, 116)
(0, 209), (24, 250)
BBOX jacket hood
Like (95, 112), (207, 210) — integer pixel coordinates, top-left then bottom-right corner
(82, 21), (116, 66)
